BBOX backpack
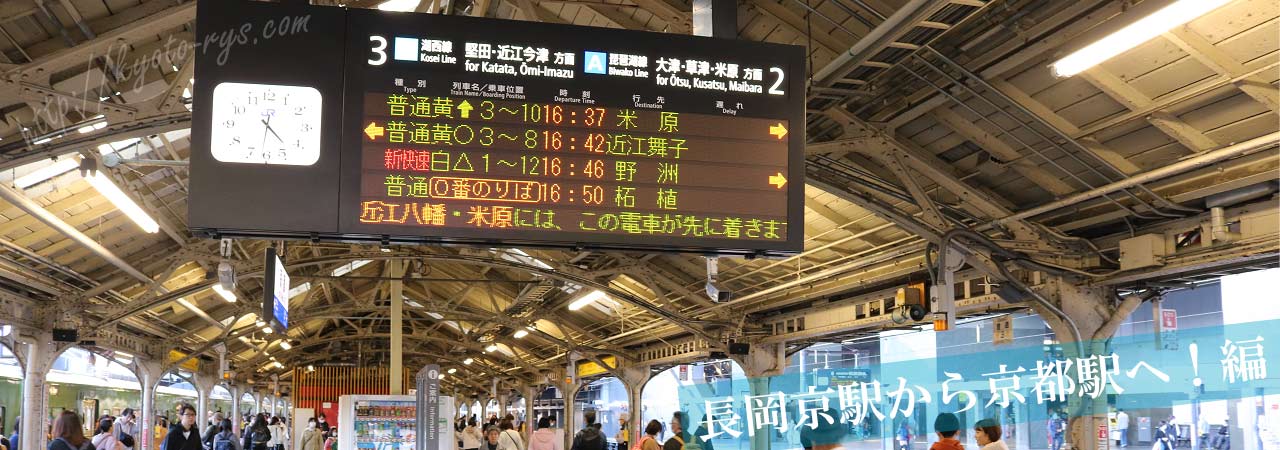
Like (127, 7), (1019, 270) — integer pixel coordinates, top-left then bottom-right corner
(632, 436), (652, 450)
(214, 433), (235, 450)
(252, 429), (271, 446)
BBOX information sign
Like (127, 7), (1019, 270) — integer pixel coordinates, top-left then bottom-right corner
(190, 0), (805, 255)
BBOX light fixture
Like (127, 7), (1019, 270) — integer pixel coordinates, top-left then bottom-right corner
(14, 157), (79, 189)
(512, 329), (529, 339)
(212, 284), (237, 303)
(262, 326), (273, 334)
(447, 368), (457, 374)
(376, 0), (421, 11)
(279, 341), (292, 350)
(256, 320), (266, 327)
(1050, 0), (1231, 77)
(568, 290), (608, 311)
(463, 358), (474, 365)
(485, 344), (499, 353)
(438, 373), (446, 380)
(306, 365), (315, 372)
(85, 171), (159, 233)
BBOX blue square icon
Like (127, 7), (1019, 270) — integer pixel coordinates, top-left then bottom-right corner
(394, 37), (419, 62)
(583, 51), (608, 74)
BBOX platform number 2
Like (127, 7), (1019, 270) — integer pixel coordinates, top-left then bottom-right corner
(768, 67), (785, 96)
(369, 36), (387, 66)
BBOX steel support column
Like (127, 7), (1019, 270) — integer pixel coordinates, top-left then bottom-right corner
(390, 260), (405, 395)
(19, 335), (56, 450)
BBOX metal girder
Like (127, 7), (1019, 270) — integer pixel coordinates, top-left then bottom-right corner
(0, 111), (190, 171)
(513, 0), (568, 24)
(931, 107), (1074, 196)
(1080, 68), (1219, 152)
(5, 1), (195, 83)
(629, 0), (690, 33)
(748, 0), (850, 52)
(1164, 27), (1279, 112)
(583, 3), (654, 31)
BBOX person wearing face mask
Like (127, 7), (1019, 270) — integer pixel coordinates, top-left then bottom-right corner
(314, 415), (329, 436)
(972, 419), (1007, 450)
(162, 405), (203, 450)
(301, 420), (322, 450)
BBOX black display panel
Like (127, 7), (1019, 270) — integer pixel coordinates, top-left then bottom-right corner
(190, 0), (805, 255)
(189, 0), (347, 235)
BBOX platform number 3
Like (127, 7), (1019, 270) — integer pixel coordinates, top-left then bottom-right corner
(369, 36), (388, 66)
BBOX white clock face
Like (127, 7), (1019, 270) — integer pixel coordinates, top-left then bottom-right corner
(210, 82), (323, 166)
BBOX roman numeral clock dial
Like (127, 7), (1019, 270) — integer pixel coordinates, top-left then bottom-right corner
(210, 82), (323, 166)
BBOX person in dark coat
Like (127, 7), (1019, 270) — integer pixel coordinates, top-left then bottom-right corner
(161, 405), (202, 450)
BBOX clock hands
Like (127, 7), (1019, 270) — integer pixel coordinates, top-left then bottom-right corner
(261, 115), (284, 148)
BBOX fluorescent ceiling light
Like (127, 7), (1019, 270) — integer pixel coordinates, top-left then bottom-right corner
(463, 358), (473, 365)
(332, 259), (372, 277)
(278, 341), (292, 350)
(437, 373), (446, 380)
(1051, 0), (1231, 77)
(568, 290), (608, 311)
(238, 336), (252, 344)
(211, 284), (237, 303)
(512, 329), (529, 339)
(447, 368), (457, 374)
(262, 326), (273, 334)
(485, 344), (499, 353)
(86, 172), (159, 233)
(425, 312), (444, 319)
(288, 282), (311, 299)
(14, 157), (79, 189)
(377, 0), (420, 11)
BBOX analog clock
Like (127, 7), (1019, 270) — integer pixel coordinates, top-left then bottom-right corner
(210, 82), (323, 166)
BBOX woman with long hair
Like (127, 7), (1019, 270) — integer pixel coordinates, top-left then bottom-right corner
(242, 415), (271, 450)
(47, 412), (93, 450)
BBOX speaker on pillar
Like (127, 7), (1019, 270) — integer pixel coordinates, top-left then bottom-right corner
(728, 342), (750, 355)
(52, 328), (78, 342)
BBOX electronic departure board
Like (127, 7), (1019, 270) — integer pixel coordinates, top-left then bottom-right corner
(190, 0), (805, 255)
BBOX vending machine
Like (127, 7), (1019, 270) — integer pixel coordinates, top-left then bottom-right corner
(337, 395), (455, 450)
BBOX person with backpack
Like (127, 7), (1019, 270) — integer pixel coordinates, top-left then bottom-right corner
(92, 418), (124, 450)
(162, 406), (203, 450)
(570, 411), (606, 450)
(211, 420), (241, 450)
(201, 414), (224, 450)
(529, 418), (562, 450)
(242, 415), (271, 450)
(497, 420), (524, 450)
(48, 412), (94, 450)
(636, 421), (661, 450)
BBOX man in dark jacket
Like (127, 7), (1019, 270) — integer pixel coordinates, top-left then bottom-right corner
(662, 412), (691, 450)
(202, 413), (225, 450)
(162, 405), (203, 450)
(570, 411), (608, 450)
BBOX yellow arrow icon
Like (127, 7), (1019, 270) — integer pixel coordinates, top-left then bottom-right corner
(458, 100), (473, 119)
(365, 122), (385, 141)
(769, 172), (787, 189)
(769, 123), (787, 139)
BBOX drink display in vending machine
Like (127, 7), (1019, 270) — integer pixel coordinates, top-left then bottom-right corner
(341, 397), (417, 450)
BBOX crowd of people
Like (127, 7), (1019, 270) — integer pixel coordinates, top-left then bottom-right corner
(33, 406), (296, 450)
